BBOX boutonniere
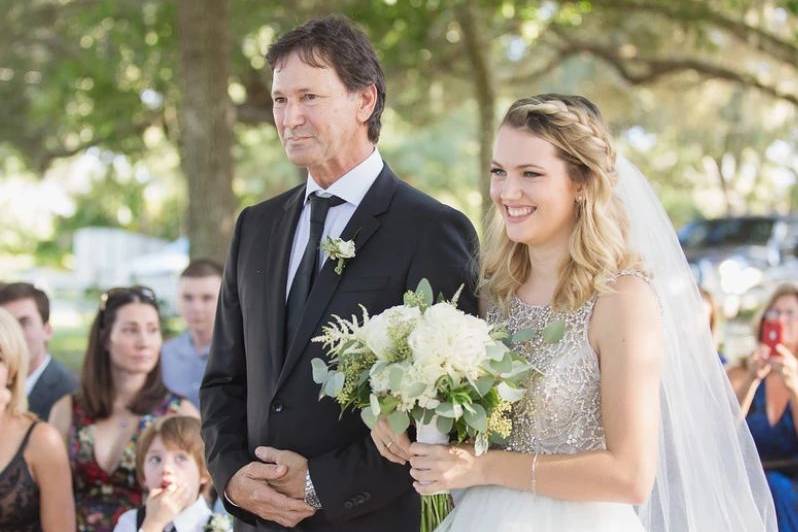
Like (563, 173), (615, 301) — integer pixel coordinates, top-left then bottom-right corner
(320, 236), (356, 275)
(204, 513), (233, 532)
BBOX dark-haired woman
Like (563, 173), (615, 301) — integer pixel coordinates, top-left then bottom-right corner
(50, 286), (198, 531)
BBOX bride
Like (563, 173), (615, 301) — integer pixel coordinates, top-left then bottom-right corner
(371, 94), (776, 531)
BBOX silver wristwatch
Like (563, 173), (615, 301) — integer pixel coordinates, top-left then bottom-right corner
(304, 469), (323, 509)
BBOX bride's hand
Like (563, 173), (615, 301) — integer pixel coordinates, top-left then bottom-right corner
(409, 442), (484, 494)
(370, 417), (412, 465)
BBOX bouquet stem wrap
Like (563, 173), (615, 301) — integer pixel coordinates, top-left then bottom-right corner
(417, 419), (453, 532)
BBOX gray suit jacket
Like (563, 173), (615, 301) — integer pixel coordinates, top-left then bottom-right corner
(28, 358), (78, 420)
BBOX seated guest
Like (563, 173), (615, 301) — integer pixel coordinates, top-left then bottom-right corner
(0, 282), (78, 419)
(0, 308), (75, 532)
(161, 259), (222, 409)
(728, 283), (798, 531)
(49, 286), (198, 532)
(113, 415), (231, 532)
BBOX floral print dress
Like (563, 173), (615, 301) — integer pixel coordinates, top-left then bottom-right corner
(68, 393), (182, 532)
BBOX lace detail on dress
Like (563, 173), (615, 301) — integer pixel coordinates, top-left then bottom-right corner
(0, 421), (41, 532)
(490, 270), (649, 456)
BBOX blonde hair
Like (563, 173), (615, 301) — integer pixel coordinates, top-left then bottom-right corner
(135, 415), (209, 488)
(481, 94), (640, 311)
(0, 307), (30, 416)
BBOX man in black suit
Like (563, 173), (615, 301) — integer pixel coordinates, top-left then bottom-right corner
(0, 282), (78, 420)
(200, 16), (479, 531)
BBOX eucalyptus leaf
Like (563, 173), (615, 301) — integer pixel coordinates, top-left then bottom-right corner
(435, 402), (456, 418)
(422, 409), (435, 425)
(406, 382), (427, 397)
(370, 394), (381, 417)
(511, 327), (536, 344)
(473, 376), (495, 397)
(361, 408), (378, 429)
(497, 382), (525, 402)
(542, 320), (566, 344)
(387, 410), (410, 434)
(311, 358), (329, 384)
(436, 414), (454, 435)
(411, 406), (425, 423)
(489, 353), (513, 374)
(324, 371), (345, 397)
(416, 278), (434, 306)
(463, 403), (488, 432)
(380, 395), (400, 415)
(486, 342), (509, 361)
(389, 365), (406, 390)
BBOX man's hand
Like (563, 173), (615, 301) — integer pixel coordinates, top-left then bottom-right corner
(227, 461), (316, 527)
(255, 446), (309, 499)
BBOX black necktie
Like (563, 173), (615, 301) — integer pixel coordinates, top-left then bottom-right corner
(285, 193), (345, 348)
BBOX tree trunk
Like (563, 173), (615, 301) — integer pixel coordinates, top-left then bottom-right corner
(177, 0), (236, 262)
(456, 0), (497, 222)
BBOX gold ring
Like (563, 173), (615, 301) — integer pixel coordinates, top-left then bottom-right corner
(386, 441), (393, 449)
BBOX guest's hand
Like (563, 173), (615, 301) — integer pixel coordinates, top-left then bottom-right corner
(255, 446), (310, 499)
(141, 483), (192, 532)
(771, 344), (798, 393)
(227, 461), (316, 527)
(370, 417), (412, 465)
(748, 345), (773, 381)
(409, 442), (484, 495)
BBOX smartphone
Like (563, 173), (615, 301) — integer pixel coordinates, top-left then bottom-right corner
(761, 319), (783, 354)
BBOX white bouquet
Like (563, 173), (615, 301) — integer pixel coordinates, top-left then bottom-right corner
(311, 279), (543, 531)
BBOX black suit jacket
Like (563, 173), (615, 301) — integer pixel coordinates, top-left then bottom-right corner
(200, 164), (479, 531)
(28, 357), (78, 420)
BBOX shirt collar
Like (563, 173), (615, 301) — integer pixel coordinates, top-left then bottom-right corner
(172, 496), (212, 531)
(305, 147), (384, 207)
(25, 354), (51, 395)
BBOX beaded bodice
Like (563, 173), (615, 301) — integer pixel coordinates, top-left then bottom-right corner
(490, 295), (605, 456)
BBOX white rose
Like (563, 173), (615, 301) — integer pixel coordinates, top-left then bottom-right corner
(358, 305), (421, 361)
(409, 303), (493, 382)
(337, 240), (356, 258)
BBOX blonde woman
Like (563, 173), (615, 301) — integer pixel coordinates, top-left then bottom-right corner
(0, 307), (75, 531)
(371, 95), (775, 530)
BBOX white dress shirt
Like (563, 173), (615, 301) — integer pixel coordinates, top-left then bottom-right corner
(113, 496), (214, 532)
(25, 354), (51, 395)
(285, 148), (384, 299)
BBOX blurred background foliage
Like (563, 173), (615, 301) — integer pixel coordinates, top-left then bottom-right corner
(1, 0), (796, 266)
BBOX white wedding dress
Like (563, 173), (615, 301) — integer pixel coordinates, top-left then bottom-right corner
(436, 157), (776, 531)
(437, 282), (645, 532)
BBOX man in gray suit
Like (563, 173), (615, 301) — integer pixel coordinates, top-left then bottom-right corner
(0, 282), (77, 419)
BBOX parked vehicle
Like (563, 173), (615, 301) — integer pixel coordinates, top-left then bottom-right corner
(679, 215), (798, 317)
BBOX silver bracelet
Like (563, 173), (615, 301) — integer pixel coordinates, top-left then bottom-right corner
(530, 453), (539, 494)
(304, 469), (323, 510)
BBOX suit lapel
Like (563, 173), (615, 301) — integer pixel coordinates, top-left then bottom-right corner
(264, 186), (305, 378)
(275, 166), (398, 392)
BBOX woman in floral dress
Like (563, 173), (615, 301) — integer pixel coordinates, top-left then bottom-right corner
(50, 286), (198, 531)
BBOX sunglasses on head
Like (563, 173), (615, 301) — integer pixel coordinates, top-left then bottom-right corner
(99, 285), (158, 312)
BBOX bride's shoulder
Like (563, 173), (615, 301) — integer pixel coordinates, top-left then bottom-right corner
(592, 271), (659, 329)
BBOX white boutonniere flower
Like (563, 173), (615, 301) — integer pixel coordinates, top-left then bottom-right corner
(321, 236), (356, 275)
(204, 513), (233, 532)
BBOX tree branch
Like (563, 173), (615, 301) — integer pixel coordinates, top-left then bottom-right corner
(592, 0), (798, 68)
(554, 33), (798, 107)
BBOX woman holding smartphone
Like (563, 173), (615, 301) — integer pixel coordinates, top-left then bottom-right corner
(729, 283), (798, 531)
